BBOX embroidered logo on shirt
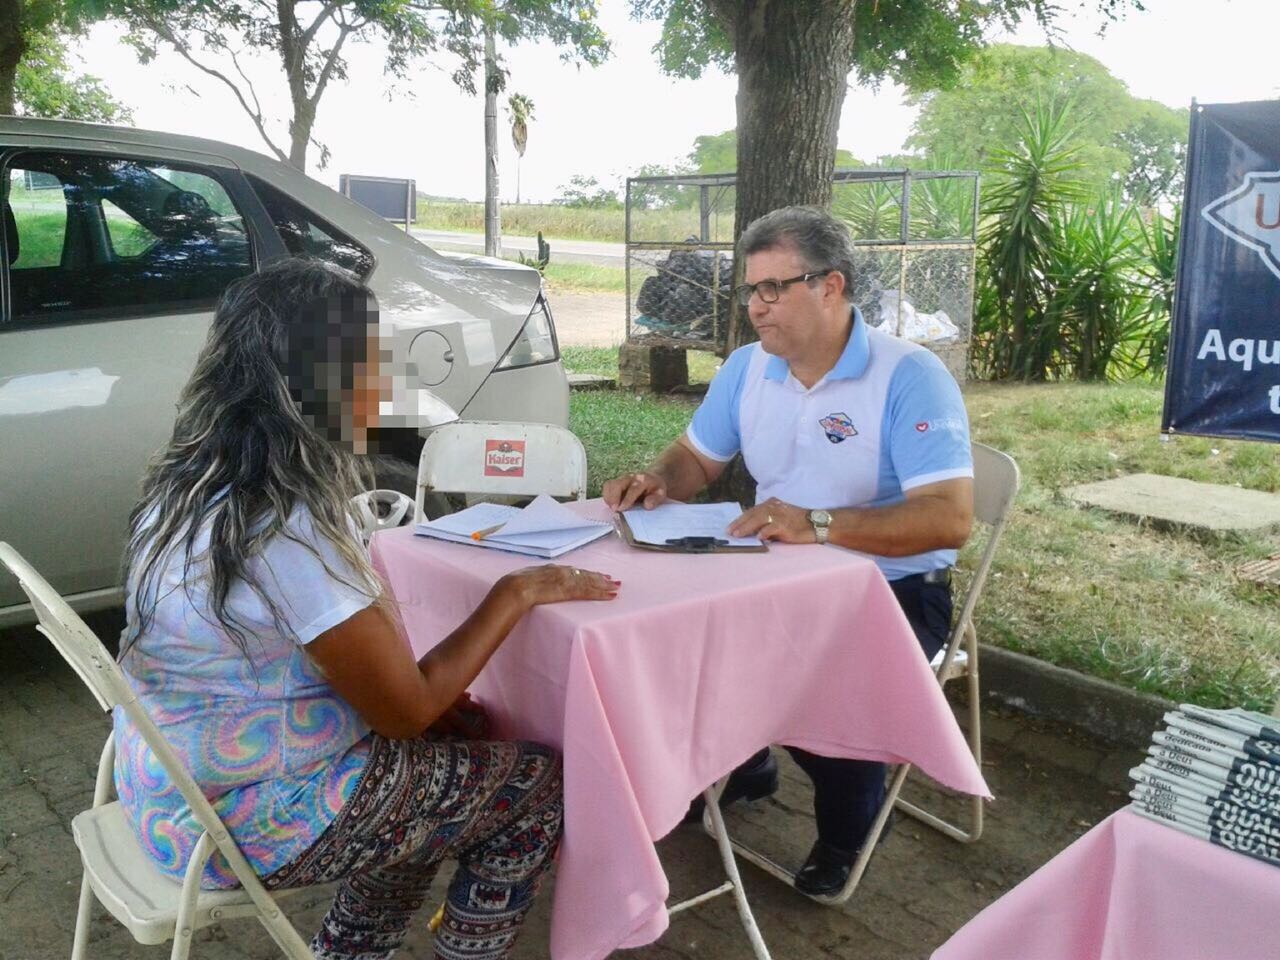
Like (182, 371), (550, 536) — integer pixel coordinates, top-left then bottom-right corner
(915, 418), (966, 435)
(819, 412), (857, 443)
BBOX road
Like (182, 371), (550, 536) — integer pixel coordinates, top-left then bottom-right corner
(411, 228), (626, 267)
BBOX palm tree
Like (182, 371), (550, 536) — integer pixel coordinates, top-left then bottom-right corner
(508, 93), (535, 204)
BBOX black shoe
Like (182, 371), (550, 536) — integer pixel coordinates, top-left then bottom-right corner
(682, 750), (779, 824)
(793, 811), (895, 899)
(793, 839), (857, 897)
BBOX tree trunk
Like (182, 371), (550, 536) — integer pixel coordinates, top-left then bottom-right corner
(288, 105), (314, 171)
(277, 1), (310, 171)
(483, 28), (502, 258)
(0, 0), (26, 116)
(708, 0), (857, 506)
(722, 0), (858, 354)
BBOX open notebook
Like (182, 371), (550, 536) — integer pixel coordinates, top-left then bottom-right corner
(413, 495), (612, 559)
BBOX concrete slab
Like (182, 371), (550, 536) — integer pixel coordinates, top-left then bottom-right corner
(566, 373), (615, 390)
(1064, 473), (1280, 534)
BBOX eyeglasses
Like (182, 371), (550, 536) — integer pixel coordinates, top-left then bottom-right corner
(733, 270), (833, 306)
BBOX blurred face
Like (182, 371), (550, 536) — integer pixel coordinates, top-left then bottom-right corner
(349, 329), (389, 455)
(288, 293), (385, 455)
(743, 244), (831, 362)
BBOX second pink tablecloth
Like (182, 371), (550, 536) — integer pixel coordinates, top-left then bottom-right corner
(932, 808), (1280, 960)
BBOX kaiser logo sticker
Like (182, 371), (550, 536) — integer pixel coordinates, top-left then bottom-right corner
(484, 439), (526, 477)
(819, 412), (857, 443)
(1202, 170), (1280, 281)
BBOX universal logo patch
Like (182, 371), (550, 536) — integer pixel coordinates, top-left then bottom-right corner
(484, 439), (526, 477)
(819, 412), (857, 443)
(1202, 170), (1280, 282)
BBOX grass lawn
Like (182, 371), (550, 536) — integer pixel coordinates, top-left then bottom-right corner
(563, 362), (1280, 712)
(540, 262), (627, 294)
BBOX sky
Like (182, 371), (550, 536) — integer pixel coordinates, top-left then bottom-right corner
(75, 0), (1280, 204)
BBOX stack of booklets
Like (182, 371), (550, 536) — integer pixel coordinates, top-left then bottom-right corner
(1128, 703), (1280, 868)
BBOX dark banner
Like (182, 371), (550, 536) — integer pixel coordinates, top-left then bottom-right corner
(1163, 100), (1280, 442)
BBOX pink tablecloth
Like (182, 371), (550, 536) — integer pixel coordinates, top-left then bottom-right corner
(371, 500), (989, 960)
(933, 808), (1280, 960)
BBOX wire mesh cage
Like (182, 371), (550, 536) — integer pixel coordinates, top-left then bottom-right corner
(624, 169), (978, 379)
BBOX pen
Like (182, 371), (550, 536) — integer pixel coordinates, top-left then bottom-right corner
(470, 523), (506, 541)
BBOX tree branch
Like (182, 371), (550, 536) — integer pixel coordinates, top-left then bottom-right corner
(307, 23), (354, 112)
(143, 17), (288, 164)
(301, 1), (341, 49)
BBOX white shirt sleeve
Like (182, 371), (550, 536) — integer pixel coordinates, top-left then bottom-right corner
(253, 506), (379, 645)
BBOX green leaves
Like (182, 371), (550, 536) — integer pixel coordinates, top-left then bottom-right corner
(908, 43), (1188, 206)
(975, 99), (1178, 383)
(101, 1), (609, 170)
(978, 99), (1087, 381)
(14, 26), (131, 122)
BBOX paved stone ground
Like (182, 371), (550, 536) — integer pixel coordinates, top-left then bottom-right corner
(0, 608), (1143, 960)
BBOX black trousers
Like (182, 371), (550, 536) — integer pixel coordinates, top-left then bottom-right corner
(746, 573), (953, 854)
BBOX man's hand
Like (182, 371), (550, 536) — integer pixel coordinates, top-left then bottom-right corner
(728, 497), (816, 544)
(602, 471), (669, 511)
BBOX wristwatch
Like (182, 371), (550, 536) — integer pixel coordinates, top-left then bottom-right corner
(808, 509), (832, 544)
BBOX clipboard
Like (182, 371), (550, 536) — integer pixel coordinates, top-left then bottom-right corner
(613, 512), (768, 553)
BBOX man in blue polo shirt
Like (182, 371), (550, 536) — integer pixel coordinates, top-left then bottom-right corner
(603, 205), (974, 897)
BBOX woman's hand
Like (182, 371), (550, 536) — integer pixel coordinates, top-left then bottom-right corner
(498, 564), (620, 610)
(428, 691), (491, 738)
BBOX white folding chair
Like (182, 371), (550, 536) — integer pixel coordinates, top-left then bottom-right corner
(706, 442), (1020, 905)
(413, 420), (588, 518)
(351, 489), (416, 544)
(0, 543), (321, 960)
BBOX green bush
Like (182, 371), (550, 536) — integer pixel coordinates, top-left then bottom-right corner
(973, 101), (1174, 382)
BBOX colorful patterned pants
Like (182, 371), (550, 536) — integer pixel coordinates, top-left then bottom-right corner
(264, 734), (563, 960)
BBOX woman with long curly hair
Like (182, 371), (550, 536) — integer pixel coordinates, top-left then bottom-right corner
(113, 257), (617, 959)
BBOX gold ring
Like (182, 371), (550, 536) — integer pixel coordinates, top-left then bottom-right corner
(766, 515), (774, 525)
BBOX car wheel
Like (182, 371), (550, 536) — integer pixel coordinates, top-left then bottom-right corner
(366, 454), (453, 520)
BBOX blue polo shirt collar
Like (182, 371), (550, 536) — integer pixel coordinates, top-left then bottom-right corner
(763, 306), (869, 382)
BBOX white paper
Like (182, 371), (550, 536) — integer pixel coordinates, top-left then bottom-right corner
(488, 494), (608, 536)
(622, 501), (763, 548)
(413, 496), (611, 558)
(417, 502), (519, 540)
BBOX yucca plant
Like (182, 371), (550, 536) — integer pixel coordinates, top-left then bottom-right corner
(978, 99), (1088, 380)
(833, 179), (901, 242)
(1046, 191), (1149, 380)
(910, 156), (975, 241)
(1136, 205), (1179, 374)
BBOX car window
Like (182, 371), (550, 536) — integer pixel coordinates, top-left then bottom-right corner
(3, 153), (253, 324)
(102, 199), (158, 258)
(6, 169), (65, 269)
(247, 175), (374, 278)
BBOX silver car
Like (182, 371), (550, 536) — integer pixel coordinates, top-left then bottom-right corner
(0, 117), (567, 626)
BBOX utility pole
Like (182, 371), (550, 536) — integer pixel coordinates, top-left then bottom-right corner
(483, 27), (502, 259)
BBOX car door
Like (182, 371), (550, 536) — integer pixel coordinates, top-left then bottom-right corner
(0, 146), (260, 615)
